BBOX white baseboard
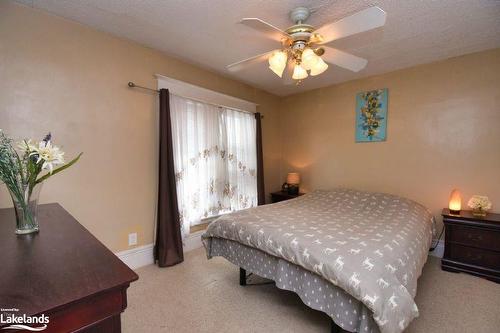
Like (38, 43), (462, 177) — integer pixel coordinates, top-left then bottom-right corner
(184, 230), (204, 253)
(116, 243), (155, 270)
(429, 239), (444, 258)
(115, 231), (204, 270)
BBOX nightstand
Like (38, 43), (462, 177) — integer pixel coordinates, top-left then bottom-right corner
(441, 208), (500, 283)
(270, 191), (304, 203)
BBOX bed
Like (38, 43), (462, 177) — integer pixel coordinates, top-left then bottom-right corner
(202, 189), (435, 333)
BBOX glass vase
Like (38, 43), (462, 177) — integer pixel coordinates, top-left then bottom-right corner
(8, 182), (43, 234)
(472, 208), (487, 218)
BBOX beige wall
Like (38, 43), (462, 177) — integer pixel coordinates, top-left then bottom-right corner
(0, 1), (282, 252)
(280, 48), (500, 231)
(1, 1), (498, 252)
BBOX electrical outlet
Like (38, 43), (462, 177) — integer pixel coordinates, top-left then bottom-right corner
(128, 233), (137, 246)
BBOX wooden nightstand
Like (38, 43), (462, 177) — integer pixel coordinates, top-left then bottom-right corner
(270, 191), (304, 203)
(441, 208), (500, 283)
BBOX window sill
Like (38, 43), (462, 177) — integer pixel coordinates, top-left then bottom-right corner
(190, 222), (210, 234)
(189, 214), (223, 234)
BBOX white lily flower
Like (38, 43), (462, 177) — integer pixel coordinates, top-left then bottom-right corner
(29, 140), (65, 174)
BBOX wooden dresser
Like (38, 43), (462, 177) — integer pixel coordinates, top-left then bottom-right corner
(441, 208), (500, 283)
(0, 203), (138, 332)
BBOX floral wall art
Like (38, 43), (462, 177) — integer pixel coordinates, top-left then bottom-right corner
(355, 88), (388, 142)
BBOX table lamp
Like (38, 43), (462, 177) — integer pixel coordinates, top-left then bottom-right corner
(286, 173), (300, 195)
(449, 189), (462, 215)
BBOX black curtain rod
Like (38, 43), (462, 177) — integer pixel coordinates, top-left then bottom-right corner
(127, 81), (263, 118)
(128, 81), (159, 93)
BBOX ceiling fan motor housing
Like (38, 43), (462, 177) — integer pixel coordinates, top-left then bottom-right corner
(286, 7), (317, 49)
(286, 24), (314, 42)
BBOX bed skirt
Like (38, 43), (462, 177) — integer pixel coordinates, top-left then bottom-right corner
(208, 237), (380, 333)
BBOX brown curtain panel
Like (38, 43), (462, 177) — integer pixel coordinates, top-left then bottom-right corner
(255, 112), (265, 205)
(154, 88), (184, 267)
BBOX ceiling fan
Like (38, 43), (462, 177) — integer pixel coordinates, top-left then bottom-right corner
(227, 6), (386, 84)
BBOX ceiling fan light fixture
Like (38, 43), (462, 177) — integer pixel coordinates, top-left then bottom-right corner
(301, 48), (319, 70)
(310, 57), (328, 76)
(268, 50), (288, 77)
(292, 63), (308, 80)
(229, 6), (383, 85)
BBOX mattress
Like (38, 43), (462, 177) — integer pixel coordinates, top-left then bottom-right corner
(202, 189), (435, 333)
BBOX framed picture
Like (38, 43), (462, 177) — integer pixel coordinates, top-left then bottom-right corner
(355, 88), (388, 142)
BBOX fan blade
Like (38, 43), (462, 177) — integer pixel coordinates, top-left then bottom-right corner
(240, 18), (291, 42)
(315, 7), (386, 44)
(321, 47), (367, 72)
(226, 50), (278, 72)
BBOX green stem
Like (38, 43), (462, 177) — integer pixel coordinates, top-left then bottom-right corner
(14, 150), (25, 184)
(8, 182), (35, 229)
(36, 153), (82, 184)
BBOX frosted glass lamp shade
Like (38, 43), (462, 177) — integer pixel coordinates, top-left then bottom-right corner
(292, 64), (308, 80)
(301, 48), (319, 70)
(310, 57), (328, 76)
(286, 173), (300, 185)
(449, 189), (462, 214)
(268, 51), (287, 77)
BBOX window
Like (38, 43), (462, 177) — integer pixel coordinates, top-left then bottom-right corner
(169, 94), (257, 237)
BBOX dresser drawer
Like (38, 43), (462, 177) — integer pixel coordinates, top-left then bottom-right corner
(447, 224), (500, 251)
(447, 243), (500, 270)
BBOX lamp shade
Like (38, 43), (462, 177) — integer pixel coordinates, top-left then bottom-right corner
(301, 48), (319, 70)
(292, 63), (308, 80)
(449, 189), (462, 214)
(286, 173), (300, 185)
(310, 57), (328, 76)
(268, 51), (287, 78)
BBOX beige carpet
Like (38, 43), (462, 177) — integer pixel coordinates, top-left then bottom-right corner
(123, 248), (500, 332)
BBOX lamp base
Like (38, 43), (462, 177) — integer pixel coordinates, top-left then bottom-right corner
(288, 185), (299, 195)
(449, 209), (461, 215)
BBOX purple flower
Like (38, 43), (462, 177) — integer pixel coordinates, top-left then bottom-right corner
(42, 132), (52, 143)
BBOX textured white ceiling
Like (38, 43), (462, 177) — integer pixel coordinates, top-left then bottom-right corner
(15, 0), (500, 96)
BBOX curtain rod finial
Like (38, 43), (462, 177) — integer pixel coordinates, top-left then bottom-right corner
(128, 82), (135, 88)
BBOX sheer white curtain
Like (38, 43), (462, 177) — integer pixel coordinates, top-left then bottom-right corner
(221, 108), (258, 211)
(170, 95), (257, 237)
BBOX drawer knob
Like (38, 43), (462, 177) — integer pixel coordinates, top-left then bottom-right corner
(466, 234), (483, 242)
